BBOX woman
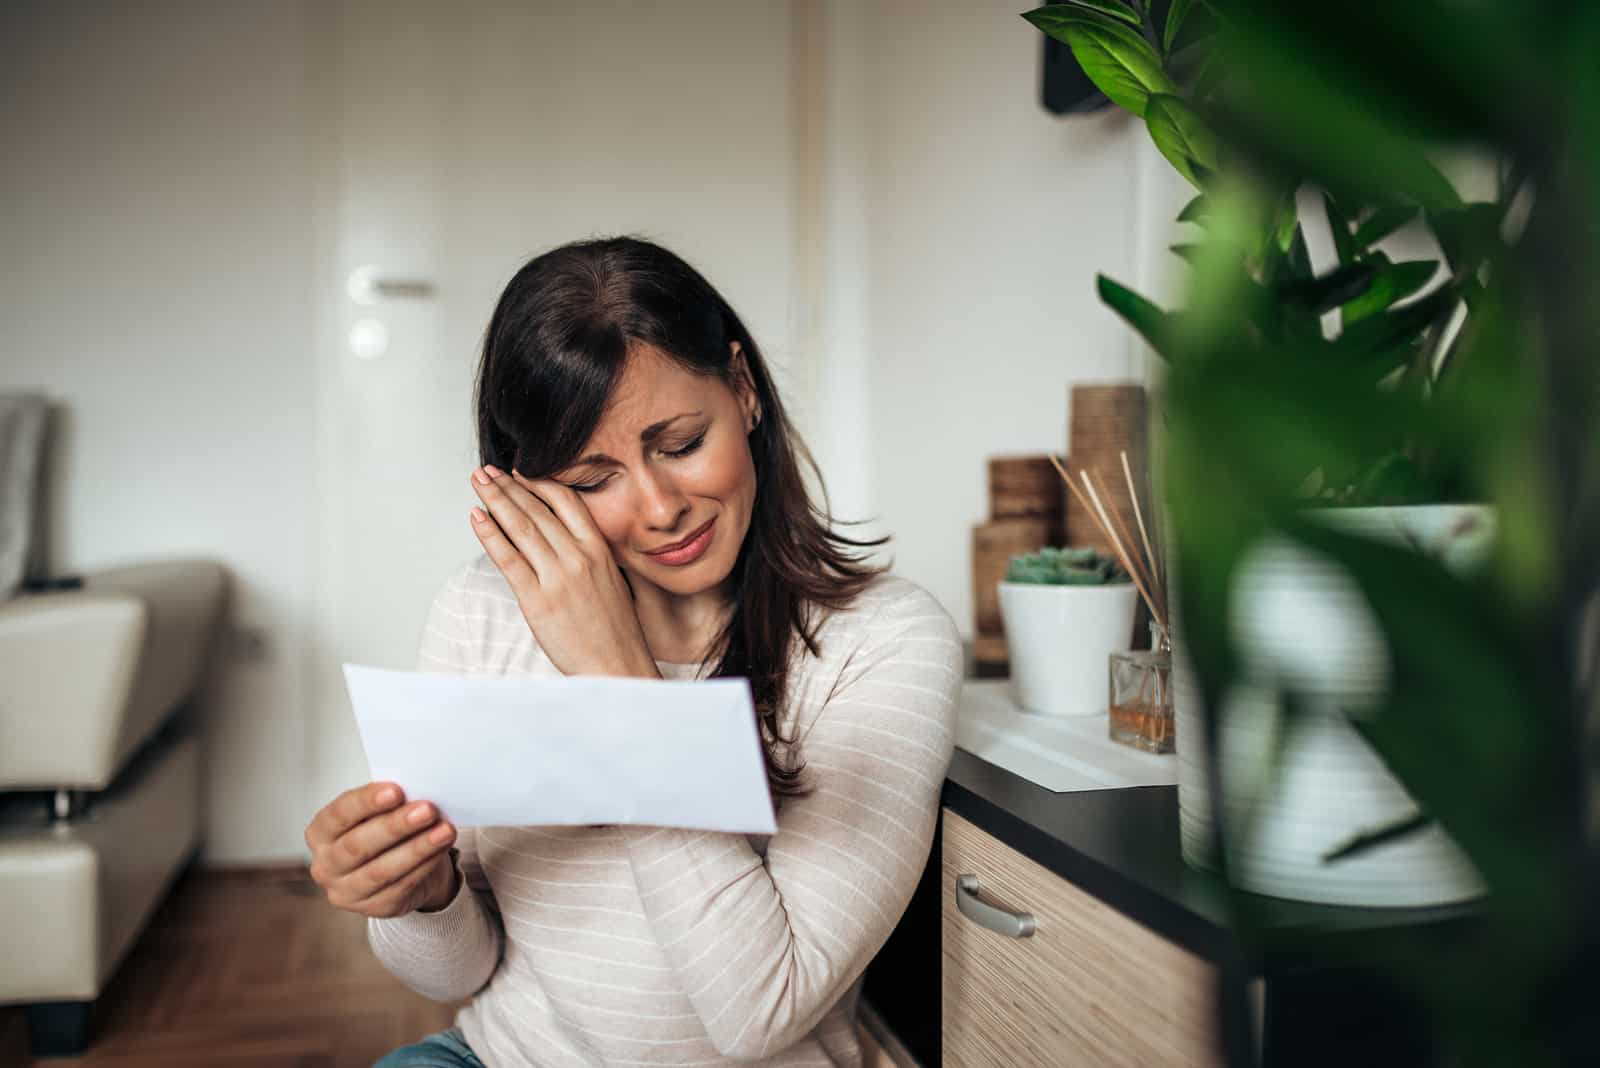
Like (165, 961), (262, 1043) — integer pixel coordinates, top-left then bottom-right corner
(304, 236), (963, 1068)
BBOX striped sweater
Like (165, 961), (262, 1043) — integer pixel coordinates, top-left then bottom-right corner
(369, 554), (963, 1067)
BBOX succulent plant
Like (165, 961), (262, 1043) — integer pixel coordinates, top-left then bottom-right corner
(1004, 546), (1128, 585)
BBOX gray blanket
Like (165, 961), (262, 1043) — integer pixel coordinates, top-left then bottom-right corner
(0, 391), (48, 601)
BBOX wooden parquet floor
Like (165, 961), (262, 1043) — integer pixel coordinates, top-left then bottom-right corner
(1, 866), (906, 1068)
(2, 865), (461, 1068)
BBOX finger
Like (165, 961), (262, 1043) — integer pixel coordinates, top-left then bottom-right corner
(512, 472), (606, 554)
(324, 799), (443, 879)
(482, 465), (590, 565)
(307, 781), (404, 850)
(356, 852), (447, 918)
(470, 503), (541, 593)
(335, 820), (457, 908)
(344, 818), (454, 908)
(471, 467), (561, 575)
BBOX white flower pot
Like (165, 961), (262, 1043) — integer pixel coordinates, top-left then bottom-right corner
(1173, 504), (1494, 907)
(998, 581), (1139, 717)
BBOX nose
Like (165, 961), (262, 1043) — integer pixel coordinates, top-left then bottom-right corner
(635, 464), (691, 531)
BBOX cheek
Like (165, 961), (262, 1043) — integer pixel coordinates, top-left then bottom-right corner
(694, 436), (756, 498)
(582, 499), (631, 551)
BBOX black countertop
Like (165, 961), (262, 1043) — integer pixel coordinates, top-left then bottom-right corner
(939, 746), (1481, 975)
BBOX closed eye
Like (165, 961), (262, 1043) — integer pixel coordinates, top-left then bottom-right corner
(569, 433), (706, 493)
(663, 433), (705, 459)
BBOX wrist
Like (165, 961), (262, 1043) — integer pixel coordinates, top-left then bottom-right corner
(416, 849), (460, 913)
(603, 652), (662, 679)
(629, 648), (664, 678)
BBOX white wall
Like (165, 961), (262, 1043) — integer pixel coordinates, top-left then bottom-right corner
(1, 0), (320, 862)
(3, 0), (1162, 862)
(845, 0), (1152, 639)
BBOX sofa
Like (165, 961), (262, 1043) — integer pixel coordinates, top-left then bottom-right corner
(0, 391), (230, 1055)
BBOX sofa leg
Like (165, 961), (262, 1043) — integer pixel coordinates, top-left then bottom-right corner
(25, 1000), (94, 1057)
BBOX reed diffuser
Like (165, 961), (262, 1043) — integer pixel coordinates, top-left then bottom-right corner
(1048, 452), (1173, 753)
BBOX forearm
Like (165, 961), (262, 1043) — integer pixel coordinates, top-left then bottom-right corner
(367, 854), (503, 1002)
(620, 826), (865, 1060)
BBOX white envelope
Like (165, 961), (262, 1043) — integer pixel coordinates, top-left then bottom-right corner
(342, 664), (777, 835)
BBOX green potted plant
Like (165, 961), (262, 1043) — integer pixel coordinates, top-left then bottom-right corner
(1024, 1), (1596, 1063)
(1025, 0), (1515, 909)
(998, 547), (1135, 717)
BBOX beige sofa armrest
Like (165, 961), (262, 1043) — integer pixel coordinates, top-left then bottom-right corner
(0, 558), (228, 789)
(0, 589), (145, 789)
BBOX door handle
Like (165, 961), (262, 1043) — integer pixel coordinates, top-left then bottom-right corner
(955, 873), (1036, 938)
(369, 278), (435, 299)
(347, 265), (435, 304)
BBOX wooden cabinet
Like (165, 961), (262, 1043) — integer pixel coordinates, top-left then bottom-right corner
(941, 808), (1222, 1067)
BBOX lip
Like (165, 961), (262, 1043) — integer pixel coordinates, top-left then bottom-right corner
(644, 518), (716, 564)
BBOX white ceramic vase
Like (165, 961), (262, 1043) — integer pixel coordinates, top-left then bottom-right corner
(1172, 504), (1494, 907)
(998, 581), (1139, 718)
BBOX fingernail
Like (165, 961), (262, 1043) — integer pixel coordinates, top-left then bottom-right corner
(407, 803), (432, 825)
(483, 464), (502, 478)
(472, 468), (491, 485)
(429, 824), (453, 844)
(376, 787), (399, 805)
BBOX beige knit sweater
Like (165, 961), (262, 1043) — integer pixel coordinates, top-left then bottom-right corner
(368, 554), (963, 1067)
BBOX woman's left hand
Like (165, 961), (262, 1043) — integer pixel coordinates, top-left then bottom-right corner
(468, 464), (661, 679)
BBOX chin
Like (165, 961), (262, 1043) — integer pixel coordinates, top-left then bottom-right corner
(649, 554), (734, 594)
(634, 528), (740, 590)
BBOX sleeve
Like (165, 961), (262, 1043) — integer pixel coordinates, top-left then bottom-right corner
(366, 562), (506, 1002)
(617, 586), (963, 1061)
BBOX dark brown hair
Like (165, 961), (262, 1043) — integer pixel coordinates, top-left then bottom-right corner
(474, 235), (891, 796)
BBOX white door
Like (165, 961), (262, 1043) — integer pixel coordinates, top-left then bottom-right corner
(303, 1), (807, 812)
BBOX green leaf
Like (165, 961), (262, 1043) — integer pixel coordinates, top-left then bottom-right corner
(1028, 11), (1177, 117)
(1322, 810), (1434, 863)
(1192, 35), (1229, 99)
(1164, 0), (1196, 54)
(1276, 262), (1377, 314)
(1285, 223), (1313, 279)
(1342, 259), (1440, 325)
(1164, 333), (1431, 503)
(1169, 243), (1204, 265)
(1214, 3), (1549, 151)
(1145, 93), (1219, 189)
(1177, 194), (1210, 223)
(1097, 274), (1179, 360)
(1427, 202), (1502, 274)
(1350, 451), (1433, 504)
(1021, 5), (1137, 41)
(1359, 340), (1422, 389)
(1052, 0), (1141, 28)
(1202, 24), (1468, 213)
(1353, 203), (1422, 247)
(1323, 192), (1357, 264)
(1272, 189), (1300, 253)
(1332, 284), (1457, 356)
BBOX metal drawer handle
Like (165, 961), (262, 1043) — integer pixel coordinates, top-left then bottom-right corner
(956, 874), (1036, 938)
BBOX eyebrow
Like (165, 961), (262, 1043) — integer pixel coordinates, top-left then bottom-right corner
(570, 411), (704, 467)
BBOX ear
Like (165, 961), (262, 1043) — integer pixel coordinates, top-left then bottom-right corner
(729, 341), (762, 429)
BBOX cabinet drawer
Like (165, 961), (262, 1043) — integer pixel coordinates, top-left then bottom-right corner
(942, 808), (1221, 1067)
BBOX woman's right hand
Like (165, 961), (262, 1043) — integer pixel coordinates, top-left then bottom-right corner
(305, 781), (459, 918)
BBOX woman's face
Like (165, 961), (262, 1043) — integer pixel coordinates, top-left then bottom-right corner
(548, 341), (760, 596)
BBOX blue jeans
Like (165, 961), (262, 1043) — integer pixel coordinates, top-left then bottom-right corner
(373, 1027), (487, 1068)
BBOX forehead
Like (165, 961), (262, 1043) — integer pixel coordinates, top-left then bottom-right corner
(595, 345), (720, 431)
